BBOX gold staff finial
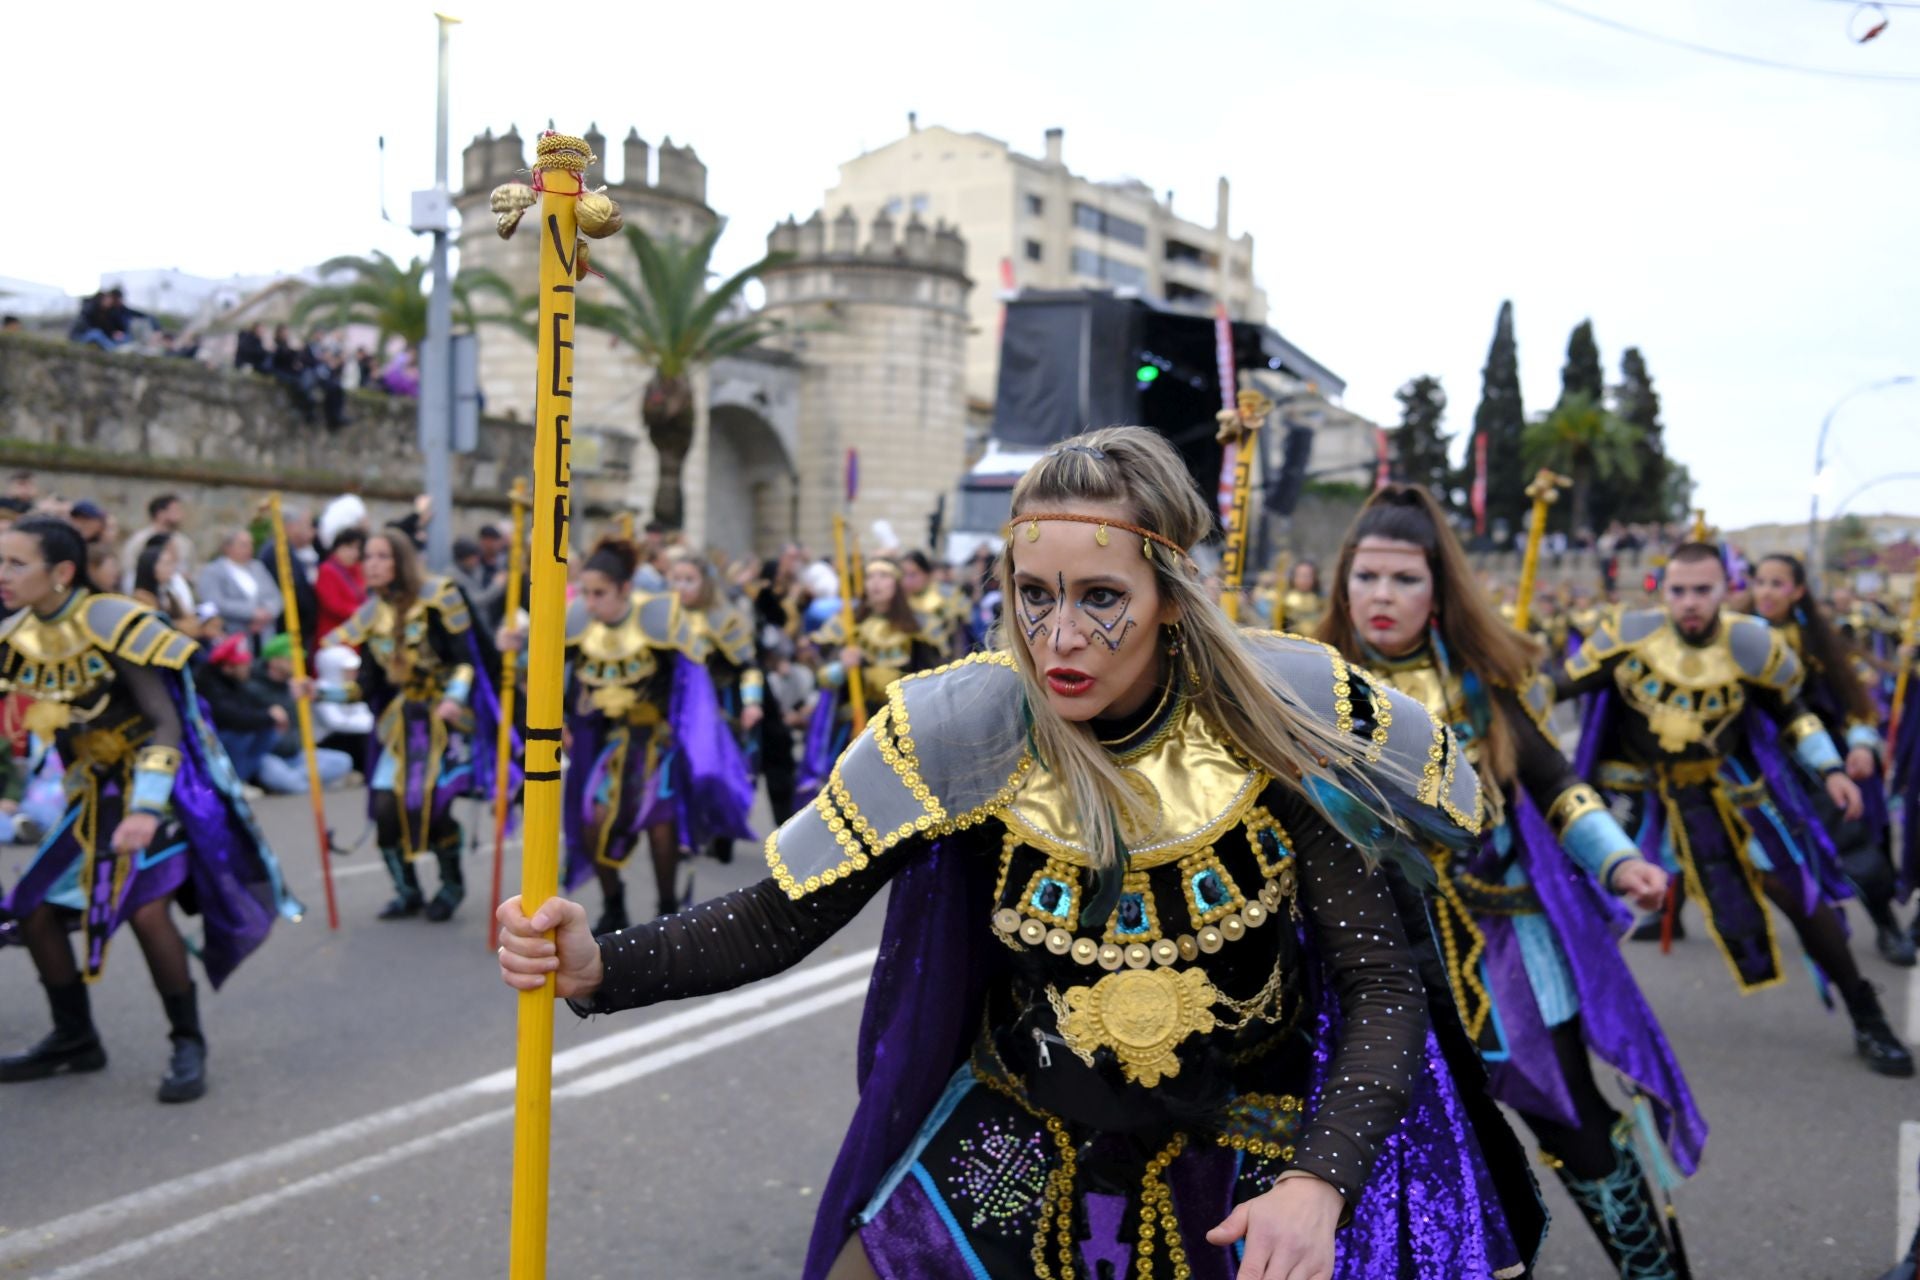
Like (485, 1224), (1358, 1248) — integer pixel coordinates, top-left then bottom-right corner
(1512, 469), (1571, 635)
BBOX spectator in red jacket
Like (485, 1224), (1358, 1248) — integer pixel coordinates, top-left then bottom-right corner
(315, 526), (367, 640)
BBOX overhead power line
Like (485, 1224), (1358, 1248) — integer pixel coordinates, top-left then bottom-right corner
(1531, 0), (1920, 81)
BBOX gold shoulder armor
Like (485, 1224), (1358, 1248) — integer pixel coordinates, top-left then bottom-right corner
(1512, 672), (1556, 735)
(84, 595), (197, 670)
(427, 577), (472, 634)
(764, 653), (1030, 899)
(1727, 613), (1800, 695)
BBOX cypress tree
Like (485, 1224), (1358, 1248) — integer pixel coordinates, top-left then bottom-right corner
(1393, 375), (1454, 506)
(1614, 346), (1669, 520)
(1468, 300), (1527, 535)
(1560, 319), (1604, 404)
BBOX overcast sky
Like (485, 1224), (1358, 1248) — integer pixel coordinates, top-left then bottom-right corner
(5, 0), (1916, 531)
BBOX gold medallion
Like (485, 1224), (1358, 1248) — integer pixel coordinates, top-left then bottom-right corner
(1057, 966), (1220, 1087)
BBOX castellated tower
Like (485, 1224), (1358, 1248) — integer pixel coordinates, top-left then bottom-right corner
(759, 209), (971, 557)
(453, 125), (717, 526)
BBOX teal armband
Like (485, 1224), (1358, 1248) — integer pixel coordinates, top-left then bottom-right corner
(1784, 713), (1843, 774)
(130, 745), (183, 816)
(1845, 723), (1883, 753)
(740, 671), (765, 708)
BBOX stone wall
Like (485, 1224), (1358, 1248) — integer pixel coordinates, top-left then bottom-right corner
(0, 333), (632, 558)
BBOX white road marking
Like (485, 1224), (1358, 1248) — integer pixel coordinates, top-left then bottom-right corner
(27, 977), (870, 1280)
(1900, 1121), (1920, 1266)
(1906, 960), (1920, 1046)
(0, 949), (874, 1268)
(329, 861), (387, 879)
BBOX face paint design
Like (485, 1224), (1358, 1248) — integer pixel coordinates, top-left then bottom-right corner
(1081, 584), (1136, 652)
(1017, 573), (1057, 643)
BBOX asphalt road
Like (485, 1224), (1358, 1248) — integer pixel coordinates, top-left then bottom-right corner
(2, 785), (1915, 1280)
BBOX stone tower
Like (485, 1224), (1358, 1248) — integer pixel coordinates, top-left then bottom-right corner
(758, 209), (972, 556)
(452, 125), (718, 524)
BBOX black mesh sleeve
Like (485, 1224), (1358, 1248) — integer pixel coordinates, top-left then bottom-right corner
(1282, 791), (1429, 1203)
(111, 656), (184, 751)
(1498, 686), (1585, 813)
(570, 853), (907, 1016)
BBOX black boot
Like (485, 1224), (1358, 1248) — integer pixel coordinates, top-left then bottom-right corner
(593, 883), (630, 936)
(377, 847), (424, 919)
(1547, 1122), (1683, 1280)
(1845, 981), (1916, 1077)
(1876, 1221), (1919, 1280)
(423, 840), (465, 923)
(1877, 920), (1919, 968)
(0, 981), (107, 1082)
(157, 986), (206, 1104)
(708, 837), (734, 866)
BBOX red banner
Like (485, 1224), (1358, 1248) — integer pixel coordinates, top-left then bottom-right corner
(1375, 426), (1391, 491)
(1472, 433), (1488, 536)
(1214, 305), (1237, 525)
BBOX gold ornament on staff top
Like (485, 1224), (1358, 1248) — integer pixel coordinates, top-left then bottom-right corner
(1511, 468), (1569, 635)
(1215, 388), (1271, 624)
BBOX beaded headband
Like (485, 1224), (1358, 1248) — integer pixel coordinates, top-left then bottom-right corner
(1006, 512), (1189, 563)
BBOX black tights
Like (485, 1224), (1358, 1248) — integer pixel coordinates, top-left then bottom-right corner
(22, 898), (192, 997)
(592, 819), (681, 915)
(1761, 870), (1864, 992)
(1514, 1019), (1623, 1180)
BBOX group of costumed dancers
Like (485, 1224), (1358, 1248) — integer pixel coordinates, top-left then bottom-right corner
(5, 421), (1919, 1277)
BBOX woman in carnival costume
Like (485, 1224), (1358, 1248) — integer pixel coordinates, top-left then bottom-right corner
(502, 538), (752, 932)
(663, 548), (765, 866)
(1, 516), (297, 1103)
(1751, 553), (1915, 966)
(316, 529), (507, 923)
(502, 427), (1544, 1280)
(797, 556), (942, 801)
(1318, 485), (1702, 1279)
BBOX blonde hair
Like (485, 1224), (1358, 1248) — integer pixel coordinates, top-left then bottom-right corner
(661, 546), (717, 611)
(1001, 425), (1379, 871)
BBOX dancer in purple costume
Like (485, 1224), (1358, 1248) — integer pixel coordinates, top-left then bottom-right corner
(1752, 554), (1915, 967)
(664, 548), (765, 868)
(1559, 542), (1912, 1078)
(317, 530), (505, 923)
(1319, 485), (1701, 1279)
(797, 557), (941, 802)
(500, 538), (753, 932)
(501, 428), (1544, 1280)
(1, 516), (296, 1103)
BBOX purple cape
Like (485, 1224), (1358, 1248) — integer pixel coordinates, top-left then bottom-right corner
(1894, 682), (1920, 900)
(6, 672), (296, 988)
(562, 657), (755, 891)
(1472, 788), (1706, 1174)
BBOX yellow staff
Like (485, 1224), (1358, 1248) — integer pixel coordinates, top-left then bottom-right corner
(266, 493), (338, 930)
(1511, 469), (1569, 635)
(487, 477), (530, 954)
(1690, 508), (1710, 542)
(1269, 549), (1291, 633)
(1215, 388), (1271, 624)
(495, 127), (617, 1280)
(617, 510), (634, 542)
(831, 514), (868, 734)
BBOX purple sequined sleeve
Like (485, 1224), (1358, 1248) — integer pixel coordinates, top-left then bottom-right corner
(1285, 797), (1429, 1203)
(571, 857), (905, 1015)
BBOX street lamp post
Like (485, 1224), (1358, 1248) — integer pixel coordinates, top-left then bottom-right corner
(412, 13), (461, 570)
(1808, 374), (1915, 573)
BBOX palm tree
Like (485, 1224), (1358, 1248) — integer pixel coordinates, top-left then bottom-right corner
(1521, 391), (1644, 536)
(576, 225), (789, 531)
(287, 251), (512, 355)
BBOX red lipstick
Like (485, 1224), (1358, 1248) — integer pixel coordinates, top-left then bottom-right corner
(1045, 667), (1095, 697)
